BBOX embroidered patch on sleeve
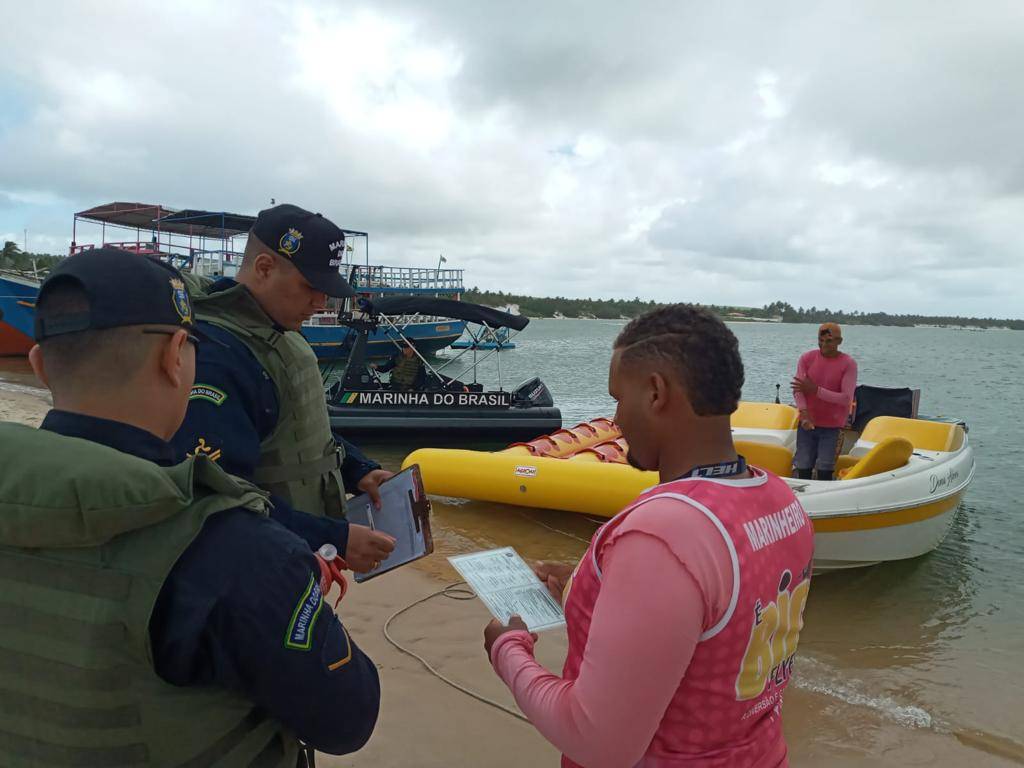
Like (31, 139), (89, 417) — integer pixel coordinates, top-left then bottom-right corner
(285, 573), (324, 651)
(325, 622), (354, 671)
(189, 384), (228, 406)
(188, 437), (222, 463)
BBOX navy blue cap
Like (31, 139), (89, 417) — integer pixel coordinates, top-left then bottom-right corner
(250, 203), (355, 298)
(35, 247), (206, 341)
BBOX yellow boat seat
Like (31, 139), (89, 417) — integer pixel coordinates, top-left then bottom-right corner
(860, 416), (964, 452)
(731, 402), (799, 431)
(734, 440), (794, 477)
(834, 454), (859, 473)
(839, 436), (914, 480)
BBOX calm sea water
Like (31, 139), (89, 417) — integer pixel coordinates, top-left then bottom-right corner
(3, 320), (1022, 764)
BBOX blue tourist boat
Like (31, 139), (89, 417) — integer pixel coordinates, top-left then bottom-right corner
(1, 202), (464, 360)
(303, 262), (466, 360)
(0, 269), (39, 356)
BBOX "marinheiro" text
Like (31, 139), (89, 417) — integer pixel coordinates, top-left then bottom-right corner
(743, 500), (808, 552)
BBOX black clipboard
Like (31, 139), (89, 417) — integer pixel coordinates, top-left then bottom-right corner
(345, 464), (434, 582)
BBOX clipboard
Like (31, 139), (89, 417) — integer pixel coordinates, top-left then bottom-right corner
(346, 464), (434, 582)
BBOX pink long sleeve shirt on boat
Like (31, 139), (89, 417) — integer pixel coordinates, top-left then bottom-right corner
(792, 350), (857, 428)
(489, 500), (743, 768)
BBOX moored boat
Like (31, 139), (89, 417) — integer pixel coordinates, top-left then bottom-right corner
(403, 401), (975, 572)
(325, 296), (560, 441)
(1, 202), (465, 360)
(0, 271), (38, 356)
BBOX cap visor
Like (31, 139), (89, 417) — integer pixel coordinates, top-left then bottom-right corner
(303, 268), (356, 298)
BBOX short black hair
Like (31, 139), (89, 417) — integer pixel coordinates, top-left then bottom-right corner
(36, 280), (155, 395)
(614, 304), (744, 416)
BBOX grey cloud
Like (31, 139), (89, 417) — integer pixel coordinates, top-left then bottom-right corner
(0, 0), (1022, 317)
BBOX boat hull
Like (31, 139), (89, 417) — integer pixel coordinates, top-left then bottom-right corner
(807, 492), (964, 572)
(303, 321), (466, 360)
(330, 405), (561, 442)
(0, 274), (40, 356)
(403, 408), (976, 571)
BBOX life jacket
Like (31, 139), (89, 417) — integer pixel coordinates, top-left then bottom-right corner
(562, 470), (813, 767)
(388, 354), (421, 390)
(187, 275), (346, 517)
(0, 422), (299, 767)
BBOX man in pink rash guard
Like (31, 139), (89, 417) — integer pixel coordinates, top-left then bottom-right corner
(484, 305), (815, 767)
(790, 322), (857, 481)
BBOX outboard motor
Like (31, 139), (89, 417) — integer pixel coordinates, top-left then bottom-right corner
(512, 377), (554, 408)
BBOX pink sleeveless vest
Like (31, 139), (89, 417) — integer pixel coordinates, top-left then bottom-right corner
(561, 470), (813, 767)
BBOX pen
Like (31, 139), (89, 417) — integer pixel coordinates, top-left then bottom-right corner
(366, 504), (375, 531)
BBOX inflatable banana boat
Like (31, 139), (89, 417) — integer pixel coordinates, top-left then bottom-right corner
(403, 402), (975, 572)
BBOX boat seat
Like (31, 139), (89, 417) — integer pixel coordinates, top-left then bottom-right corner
(839, 436), (914, 480)
(734, 440), (794, 477)
(731, 402), (799, 431)
(860, 416), (964, 452)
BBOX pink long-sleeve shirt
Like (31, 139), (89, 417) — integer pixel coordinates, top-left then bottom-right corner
(792, 350), (857, 428)
(490, 499), (737, 768)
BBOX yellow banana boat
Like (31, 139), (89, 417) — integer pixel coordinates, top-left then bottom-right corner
(403, 402), (975, 572)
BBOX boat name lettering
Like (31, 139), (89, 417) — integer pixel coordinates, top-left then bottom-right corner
(929, 468), (960, 494)
(514, 466), (538, 478)
(344, 391), (512, 408)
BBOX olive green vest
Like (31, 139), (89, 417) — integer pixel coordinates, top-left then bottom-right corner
(388, 354), (421, 390)
(186, 277), (346, 518)
(0, 423), (299, 767)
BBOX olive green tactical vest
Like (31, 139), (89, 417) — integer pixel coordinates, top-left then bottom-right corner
(186, 276), (346, 518)
(388, 354), (421, 390)
(0, 423), (299, 767)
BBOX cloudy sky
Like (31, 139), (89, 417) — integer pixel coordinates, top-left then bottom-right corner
(1, 1), (1022, 317)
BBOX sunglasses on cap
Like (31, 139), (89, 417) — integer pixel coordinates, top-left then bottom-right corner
(143, 328), (202, 346)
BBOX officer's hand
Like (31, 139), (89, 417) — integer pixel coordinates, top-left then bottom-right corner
(484, 615), (537, 659)
(345, 523), (396, 573)
(533, 561), (574, 605)
(357, 469), (395, 510)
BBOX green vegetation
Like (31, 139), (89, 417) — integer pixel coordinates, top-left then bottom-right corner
(464, 290), (1023, 330)
(0, 241), (62, 275)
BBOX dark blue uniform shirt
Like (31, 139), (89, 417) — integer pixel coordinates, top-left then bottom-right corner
(41, 410), (380, 755)
(169, 279), (383, 556)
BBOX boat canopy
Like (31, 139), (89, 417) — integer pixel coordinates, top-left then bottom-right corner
(370, 296), (529, 330)
(156, 209), (256, 238)
(76, 202), (371, 241)
(75, 202), (254, 238)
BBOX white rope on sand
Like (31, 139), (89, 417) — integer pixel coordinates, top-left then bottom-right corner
(382, 582), (529, 722)
(382, 509), (598, 722)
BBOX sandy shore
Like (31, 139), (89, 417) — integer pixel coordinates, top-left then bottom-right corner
(0, 383), (50, 426)
(2, 386), (1014, 767)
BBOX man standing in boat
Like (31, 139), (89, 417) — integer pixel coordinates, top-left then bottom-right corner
(791, 322), (858, 481)
(171, 204), (395, 572)
(373, 341), (427, 391)
(484, 305), (814, 767)
(0, 249), (381, 766)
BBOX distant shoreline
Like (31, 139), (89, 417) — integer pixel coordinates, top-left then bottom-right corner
(467, 291), (1022, 330)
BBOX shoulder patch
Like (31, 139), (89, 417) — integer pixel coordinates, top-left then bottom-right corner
(285, 573), (324, 651)
(190, 384), (228, 406)
(188, 437), (222, 462)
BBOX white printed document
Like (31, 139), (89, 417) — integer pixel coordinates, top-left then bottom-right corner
(448, 547), (566, 632)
